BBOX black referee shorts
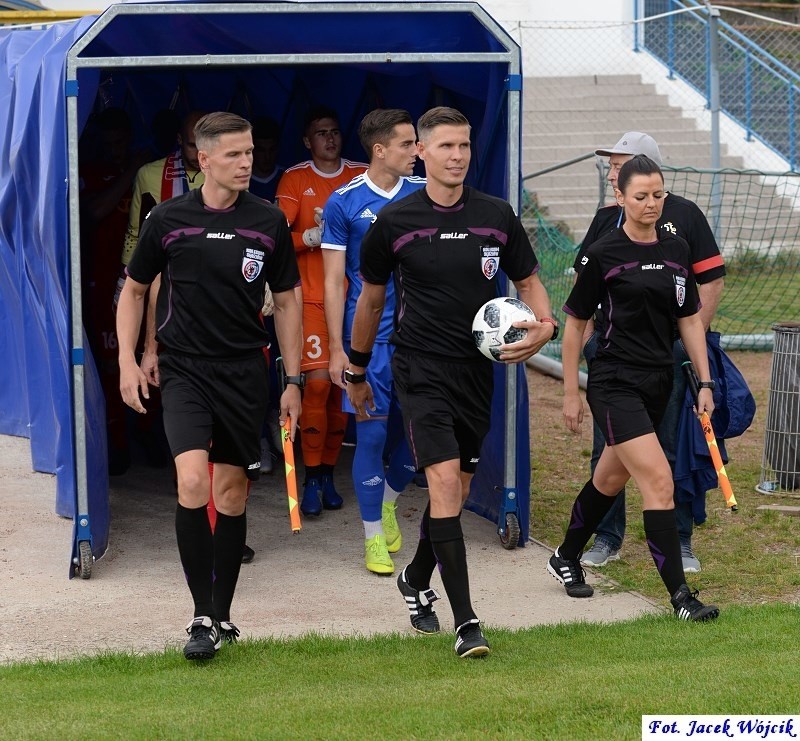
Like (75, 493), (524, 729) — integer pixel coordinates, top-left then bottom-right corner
(586, 361), (673, 446)
(159, 351), (269, 480)
(392, 349), (493, 473)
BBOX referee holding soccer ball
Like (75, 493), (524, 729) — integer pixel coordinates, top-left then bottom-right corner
(345, 106), (555, 658)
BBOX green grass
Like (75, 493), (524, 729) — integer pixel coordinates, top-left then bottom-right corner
(715, 267), (800, 337)
(3, 605), (799, 740)
(530, 351), (800, 608)
(4, 355), (799, 738)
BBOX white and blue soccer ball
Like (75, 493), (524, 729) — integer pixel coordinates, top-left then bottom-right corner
(472, 296), (535, 361)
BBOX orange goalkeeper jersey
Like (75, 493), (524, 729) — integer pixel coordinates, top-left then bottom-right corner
(276, 159), (366, 303)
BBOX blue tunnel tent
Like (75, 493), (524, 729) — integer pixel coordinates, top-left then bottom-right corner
(0, 0), (531, 577)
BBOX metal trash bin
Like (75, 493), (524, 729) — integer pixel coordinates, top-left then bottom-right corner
(757, 322), (800, 493)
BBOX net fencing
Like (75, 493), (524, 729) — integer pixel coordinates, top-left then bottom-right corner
(521, 164), (800, 355)
(507, 4), (800, 353)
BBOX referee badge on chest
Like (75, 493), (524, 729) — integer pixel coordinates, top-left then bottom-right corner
(674, 274), (686, 307)
(480, 244), (500, 279)
(242, 247), (265, 283)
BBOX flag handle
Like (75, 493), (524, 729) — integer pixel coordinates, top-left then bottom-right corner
(682, 361), (738, 511)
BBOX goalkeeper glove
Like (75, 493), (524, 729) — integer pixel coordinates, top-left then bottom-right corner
(302, 226), (321, 248)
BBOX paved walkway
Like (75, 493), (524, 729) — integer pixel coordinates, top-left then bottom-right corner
(0, 434), (659, 663)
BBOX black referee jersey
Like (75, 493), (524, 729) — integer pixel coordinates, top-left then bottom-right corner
(127, 188), (299, 357)
(574, 193), (726, 284)
(564, 228), (701, 369)
(359, 186), (539, 362)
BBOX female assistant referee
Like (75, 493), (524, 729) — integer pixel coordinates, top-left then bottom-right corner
(550, 154), (720, 621)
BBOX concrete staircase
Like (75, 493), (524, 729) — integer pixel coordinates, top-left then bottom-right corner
(521, 74), (763, 244)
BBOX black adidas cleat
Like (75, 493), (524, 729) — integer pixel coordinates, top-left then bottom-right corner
(183, 616), (221, 660)
(671, 585), (720, 622)
(547, 547), (594, 598)
(219, 621), (241, 644)
(454, 618), (490, 658)
(397, 567), (441, 634)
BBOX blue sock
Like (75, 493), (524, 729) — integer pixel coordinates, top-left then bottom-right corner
(353, 418), (388, 523)
(386, 435), (416, 493)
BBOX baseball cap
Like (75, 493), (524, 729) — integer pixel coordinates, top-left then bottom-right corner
(595, 131), (662, 165)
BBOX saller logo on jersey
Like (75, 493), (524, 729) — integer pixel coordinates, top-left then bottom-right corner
(440, 232), (467, 239)
(480, 245), (500, 279)
(207, 232), (236, 240)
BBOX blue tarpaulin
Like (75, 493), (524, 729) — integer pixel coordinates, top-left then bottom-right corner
(0, 1), (530, 575)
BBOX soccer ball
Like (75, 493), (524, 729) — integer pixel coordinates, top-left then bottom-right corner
(472, 297), (536, 361)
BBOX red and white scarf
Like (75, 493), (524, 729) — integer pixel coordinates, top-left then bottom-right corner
(161, 147), (192, 201)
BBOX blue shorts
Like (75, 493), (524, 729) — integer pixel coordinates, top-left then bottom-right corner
(343, 342), (396, 417)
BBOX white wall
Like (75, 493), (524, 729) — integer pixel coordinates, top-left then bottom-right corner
(484, 0), (628, 22)
(481, 0), (635, 77)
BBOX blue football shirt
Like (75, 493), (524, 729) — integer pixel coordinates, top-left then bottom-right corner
(321, 172), (425, 343)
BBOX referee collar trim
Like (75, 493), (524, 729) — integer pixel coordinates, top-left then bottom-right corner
(194, 186), (243, 213)
(423, 186), (468, 213)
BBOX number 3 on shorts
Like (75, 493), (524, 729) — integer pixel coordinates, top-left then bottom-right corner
(305, 334), (322, 360)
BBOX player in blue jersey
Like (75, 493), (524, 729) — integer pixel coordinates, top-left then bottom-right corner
(321, 108), (425, 575)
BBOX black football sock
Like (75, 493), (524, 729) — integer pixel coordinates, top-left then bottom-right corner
(643, 509), (686, 597)
(212, 510), (247, 623)
(429, 515), (476, 628)
(175, 503), (215, 618)
(559, 478), (618, 560)
(405, 502), (437, 589)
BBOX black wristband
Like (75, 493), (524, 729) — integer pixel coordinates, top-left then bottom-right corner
(348, 347), (372, 367)
(285, 374), (305, 390)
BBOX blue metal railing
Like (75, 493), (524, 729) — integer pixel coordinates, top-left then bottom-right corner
(638, 0), (800, 169)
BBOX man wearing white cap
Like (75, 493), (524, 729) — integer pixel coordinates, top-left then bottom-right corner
(572, 131), (726, 575)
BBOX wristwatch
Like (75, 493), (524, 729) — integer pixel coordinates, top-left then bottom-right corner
(344, 369), (367, 384)
(698, 380), (716, 390)
(540, 317), (560, 341)
(284, 374), (305, 390)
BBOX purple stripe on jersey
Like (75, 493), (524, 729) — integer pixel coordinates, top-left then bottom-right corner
(395, 266), (406, 323)
(603, 261), (639, 281)
(393, 228), (438, 253)
(162, 227), (205, 250)
(204, 203), (235, 213)
(157, 264), (174, 332)
(562, 305), (579, 318)
(604, 296), (614, 342)
(605, 410), (616, 446)
(235, 228), (276, 253)
(468, 227), (508, 245)
(432, 202), (464, 213)
(663, 260), (688, 277)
